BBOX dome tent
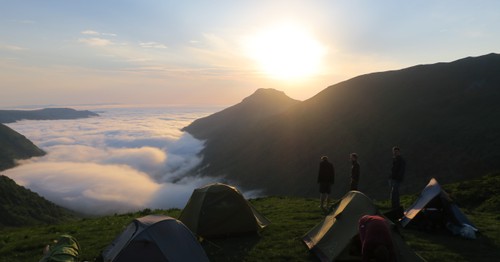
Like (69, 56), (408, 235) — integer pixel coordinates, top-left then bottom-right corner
(400, 178), (478, 239)
(178, 183), (270, 238)
(302, 191), (425, 262)
(101, 215), (208, 262)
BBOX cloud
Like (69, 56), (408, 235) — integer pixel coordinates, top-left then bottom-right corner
(140, 42), (168, 49)
(23, 144), (168, 176)
(78, 37), (114, 47)
(81, 30), (116, 37)
(2, 107), (233, 215)
(0, 45), (26, 51)
(81, 30), (100, 35)
(8, 162), (161, 215)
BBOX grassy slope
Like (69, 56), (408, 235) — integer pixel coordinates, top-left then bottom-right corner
(0, 175), (76, 227)
(1, 177), (499, 262)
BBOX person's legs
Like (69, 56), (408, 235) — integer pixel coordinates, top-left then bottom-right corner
(320, 193), (326, 208)
(319, 183), (332, 210)
(350, 179), (358, 191)
(390, 180), (400, 209)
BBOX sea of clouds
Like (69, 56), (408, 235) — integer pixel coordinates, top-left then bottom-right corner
(3, 105), (247, 215)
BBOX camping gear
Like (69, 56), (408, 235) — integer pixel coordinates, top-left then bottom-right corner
(39, 234), (80, 262)
(302, 191), (425, 262)
(400, 178), (478, 238)
(101, 215), (209, 262)
(178, 183), (270, 238)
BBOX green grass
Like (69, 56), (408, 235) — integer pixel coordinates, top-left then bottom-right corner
(202, 197), (322, 261)
(1, 196), (499, 262)
(401, 211), (500, 262)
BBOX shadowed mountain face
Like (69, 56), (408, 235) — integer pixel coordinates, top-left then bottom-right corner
(184, 53), (500, 200)
(0, 124), (45, 171)
(0, 108), (99, 123)
(0, 175), (75, 227)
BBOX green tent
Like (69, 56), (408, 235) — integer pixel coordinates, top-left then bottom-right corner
(303, 191), (425, 262)
(178, 183), (270, 238)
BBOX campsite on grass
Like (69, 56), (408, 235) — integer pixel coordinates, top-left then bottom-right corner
(2, 175), (493, 262)
(303, 191), (425, 262)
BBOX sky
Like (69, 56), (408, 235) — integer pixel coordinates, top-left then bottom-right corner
(1, 0), (499, 108)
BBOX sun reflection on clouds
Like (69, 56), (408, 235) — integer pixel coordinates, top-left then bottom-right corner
(10, 162), (160, 215)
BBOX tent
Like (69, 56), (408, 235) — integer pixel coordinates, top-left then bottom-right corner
(178, 183), (270, 238)
(400, 178), (478, 238)
(101, 215), (209, 262)
(302, 191), (425, 262)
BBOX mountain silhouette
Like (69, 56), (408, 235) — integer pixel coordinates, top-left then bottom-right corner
(183, 53), (500, 199)
(0, 108), (99, 123)
(183, 88), (300, 139)
(0, 124), (45, 171)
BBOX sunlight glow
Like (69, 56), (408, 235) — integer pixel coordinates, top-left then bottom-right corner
(245, 23), (326, 80)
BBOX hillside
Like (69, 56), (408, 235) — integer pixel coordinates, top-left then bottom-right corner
(183, 53), (500, 200)
(0, 108), (99, 123)
(0, 174), (498, 262)
(0, 175), (76, 227)
(0, 124), (45, 171)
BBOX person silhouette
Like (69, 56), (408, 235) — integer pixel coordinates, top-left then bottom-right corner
(350, 153), (360, 191)
(389, 146), (405, 210)
(317, 156), (335, 210)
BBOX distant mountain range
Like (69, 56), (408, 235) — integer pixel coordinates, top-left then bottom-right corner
(0, 107), (99, 123)
(183, 53), (500, 200)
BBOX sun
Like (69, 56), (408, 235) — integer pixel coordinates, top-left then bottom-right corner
(245, 23), (326, 80)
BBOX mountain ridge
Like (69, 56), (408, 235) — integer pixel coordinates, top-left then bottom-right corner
(183, 88), (301, 140)
(183, 53), (500, 200)
(0, 108), (99, 123)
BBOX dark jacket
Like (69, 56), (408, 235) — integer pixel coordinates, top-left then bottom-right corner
(318, 160), (335, 184)
(351, 160), (360, 182)
(390, 155), (405, 182)
(350, 160), (360, 190)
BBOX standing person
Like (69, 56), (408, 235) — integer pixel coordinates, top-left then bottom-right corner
(317, 156), (335, 210)
(358, 215), (396, 262)
(389, 146), (405, 210)
(350, 153), (360, 191)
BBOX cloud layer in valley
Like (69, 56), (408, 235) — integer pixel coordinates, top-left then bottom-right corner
(3, 106), (231, 215)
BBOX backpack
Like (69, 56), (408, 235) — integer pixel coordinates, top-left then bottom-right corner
(39, 235), (80, 262)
